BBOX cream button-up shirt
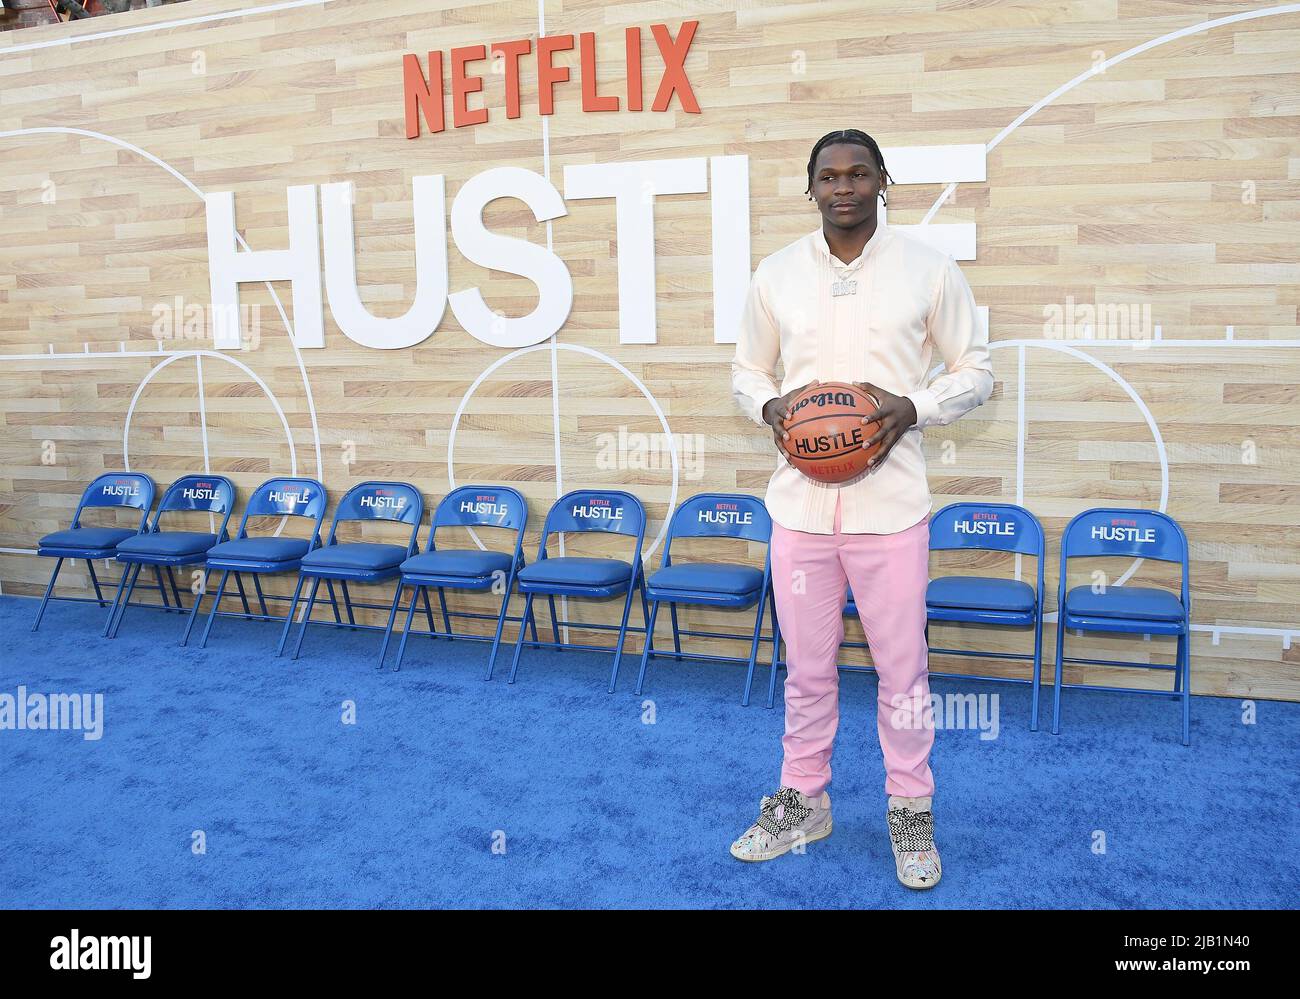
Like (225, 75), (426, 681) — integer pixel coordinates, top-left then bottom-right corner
(731, 218), (994, 535)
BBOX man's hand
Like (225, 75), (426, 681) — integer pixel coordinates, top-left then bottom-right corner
(855, 382), (918, 471)
(762, 380), (819, 462)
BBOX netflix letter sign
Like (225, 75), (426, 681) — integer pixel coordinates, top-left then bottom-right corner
(402, 21), (701, 137)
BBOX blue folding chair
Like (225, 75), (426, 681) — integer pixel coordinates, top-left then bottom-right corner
(283, 480), (424, 660)
(104, 475), (237, 639)
(507, 489), (648, 692)
(1053, 507), (1192, 745)
(384, 485), (533, 677)
(31, 472), (155, 631)
(181, 477), (329, 648)
(634, 493), (777, 705)
(925, 502), (1046, 729)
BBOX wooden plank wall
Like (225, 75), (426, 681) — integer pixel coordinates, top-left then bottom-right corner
(0, 0), (1296, 699)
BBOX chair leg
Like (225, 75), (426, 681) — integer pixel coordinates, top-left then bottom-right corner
(1051, 617), (1067, 736)
(437, 586), (452, 638)
(252, 574), (269, 618)
(394, 587), (421, 672)
(166, 567), (184, 611)
(291, 577), (324, 660)
(507, 593), (537, 684)
(421, 587), (438, 640)
(634, 600), (661, 696)
(608, 585), (638, 694)
(152, 566), (172, 611)
(669, 602), (683, 662)
(197, 571), (231, 649)
(547, 594), (561, 649)
(527, 601), (540, 647)
(324, 579), (343, 625)
(232, 571), (252, 617)
(31, 557), (66, 631)
(1030, 616), (1044, 732)
(376, 583), (405, 668)
(105, 563), (143, 639)
(742, 590), (767, 707)
(111, 564), (146, 639)
(85, 559), (108, 607)
(101, 562), (134, 637)
(766, 593), (781, 709)
(276, 575), (308, 657)
(180, 569), (210, 646)
(1179, 630), (1191, 747)
(485, 584), (513, 682)
(341, 580), (358, 630)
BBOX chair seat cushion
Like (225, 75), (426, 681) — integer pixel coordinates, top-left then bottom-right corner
(1065, 585), (1185, 622)
(39, 526), (137, 552)
(116, 531), (218, 558)
(517, 557), (632, 588)
(927, 576), (1037, 614)
(206, 537), (311, 563)
(401, 549), (513, 578)
(648, 562), (763, 596)
(301, 542), (408, 571)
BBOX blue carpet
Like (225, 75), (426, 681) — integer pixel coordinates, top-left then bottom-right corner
(0, 593), (1296, 909)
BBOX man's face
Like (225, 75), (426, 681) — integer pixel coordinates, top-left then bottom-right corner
(812, 143), (884, 229)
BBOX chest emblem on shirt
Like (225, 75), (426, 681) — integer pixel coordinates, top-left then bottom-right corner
(831, 279), (858, 297)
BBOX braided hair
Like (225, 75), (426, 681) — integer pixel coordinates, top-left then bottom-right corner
(805, 129), (893, 207)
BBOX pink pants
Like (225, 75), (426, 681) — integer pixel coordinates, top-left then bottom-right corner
(770, 493), (935, 799)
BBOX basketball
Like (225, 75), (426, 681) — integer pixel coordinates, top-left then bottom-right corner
(782, 382), (882, 483)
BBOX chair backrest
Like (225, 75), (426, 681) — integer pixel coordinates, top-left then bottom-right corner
(1058, 507), (1190, 602)
(427, 484), (528, 558)
(542, 489), (646, 540)
(152, 474), (237, 538)
(431, 485), (528, 533)
(660, 493), (771, 568)
(235, 477), (328, 540)
(324, 481), (424, 551)
(72, 472), (155, 530)
(929, 502), (1044, 558)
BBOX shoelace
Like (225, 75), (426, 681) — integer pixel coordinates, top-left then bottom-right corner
(756, 787), (813, 837)
(887, 807), (935, 854)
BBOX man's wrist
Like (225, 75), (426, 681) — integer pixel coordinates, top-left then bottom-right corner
(761, 397), (782, 426)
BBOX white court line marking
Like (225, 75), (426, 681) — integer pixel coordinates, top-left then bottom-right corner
(0, 127), (323, 481)
(0, 0), (329, 56)
(920, 4), (1300, 227)
(540, 0), (570, 644)
(196, 353), (216, 532)
(1015, 343), (1026, 582)
(448, 343), (679, 564)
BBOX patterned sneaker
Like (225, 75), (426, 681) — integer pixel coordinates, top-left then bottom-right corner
(886, 795), (942, 889)
(730, 786), (832, 862)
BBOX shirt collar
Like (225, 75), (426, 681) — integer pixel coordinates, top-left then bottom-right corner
(813, 217), (888, 271)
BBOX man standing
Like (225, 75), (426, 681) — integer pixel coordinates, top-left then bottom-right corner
(729, 129), (994, 888)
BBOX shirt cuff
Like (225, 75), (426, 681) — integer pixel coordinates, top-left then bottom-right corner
(904, 388), (940, 430)
(754, 392), (781, 427)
